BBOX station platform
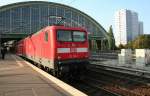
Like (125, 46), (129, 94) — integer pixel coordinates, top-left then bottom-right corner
(0, 54), (87, 96)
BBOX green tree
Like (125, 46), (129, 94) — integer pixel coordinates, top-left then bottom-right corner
(118, 44), (125, 49)
(125, 41), (133, 49)
(108, 25), (115, 50)
(132, 35), (150, 49)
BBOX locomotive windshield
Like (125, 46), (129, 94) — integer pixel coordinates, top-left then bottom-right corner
(57, 30), (72, 41)
(57, 30), (86, 42)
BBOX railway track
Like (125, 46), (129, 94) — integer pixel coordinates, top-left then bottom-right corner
(86, 64), (150, 96)
(67, 78), (120, 96)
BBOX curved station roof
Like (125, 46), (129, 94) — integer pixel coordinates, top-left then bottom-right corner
(0, 1), (108, 43)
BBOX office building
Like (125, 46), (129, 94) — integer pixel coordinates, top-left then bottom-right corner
(114, 9), (143, 46)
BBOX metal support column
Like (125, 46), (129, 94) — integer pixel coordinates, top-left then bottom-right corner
(0, 33), (1, 49)
(101, 39), (103, 50)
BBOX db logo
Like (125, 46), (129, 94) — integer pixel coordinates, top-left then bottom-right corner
(70, 48), (76, 52)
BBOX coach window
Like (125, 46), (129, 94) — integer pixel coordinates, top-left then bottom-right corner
(45, 32), (48, 42)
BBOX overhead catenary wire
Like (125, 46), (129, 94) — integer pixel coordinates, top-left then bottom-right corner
(67, 0), (77, 4)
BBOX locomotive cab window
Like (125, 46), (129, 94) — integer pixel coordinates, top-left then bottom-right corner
(73, 31), (86, 42)
(45, 32), (48, 42)
(57, 30), (86, 42)
(57, 30), (72, 41)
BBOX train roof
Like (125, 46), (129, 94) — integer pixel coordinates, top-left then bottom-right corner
(21, 25), (87, 40)
(47, 25), (86, 31)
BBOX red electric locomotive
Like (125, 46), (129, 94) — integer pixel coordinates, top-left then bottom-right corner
(16, 25), (89, 77)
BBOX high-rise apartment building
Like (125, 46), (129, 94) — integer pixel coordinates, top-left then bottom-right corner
(114, 9), (143, 46)
(139, 21), (143, 35)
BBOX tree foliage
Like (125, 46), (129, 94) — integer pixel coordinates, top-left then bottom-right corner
(118, 44), (125, 49)
(108, 25), (115, 50)
(126, 35), (150, 49)
(125, 41), (133, 49)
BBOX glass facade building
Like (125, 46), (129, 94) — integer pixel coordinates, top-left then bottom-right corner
(0, 1), (109, 50)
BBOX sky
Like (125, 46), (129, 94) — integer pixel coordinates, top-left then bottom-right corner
(0, 0), (149, 34)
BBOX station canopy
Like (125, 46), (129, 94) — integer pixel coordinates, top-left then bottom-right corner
(0, 1), (108, 42)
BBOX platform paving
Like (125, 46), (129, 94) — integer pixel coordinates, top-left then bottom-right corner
(0, 54), (71, 96)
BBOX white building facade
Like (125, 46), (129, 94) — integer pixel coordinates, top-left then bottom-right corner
(114, 9), (143, 46)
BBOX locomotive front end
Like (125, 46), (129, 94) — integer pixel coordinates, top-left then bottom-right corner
(55, 27), (89, 77)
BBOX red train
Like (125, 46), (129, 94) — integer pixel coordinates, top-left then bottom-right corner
(16, 25), (89, 77)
